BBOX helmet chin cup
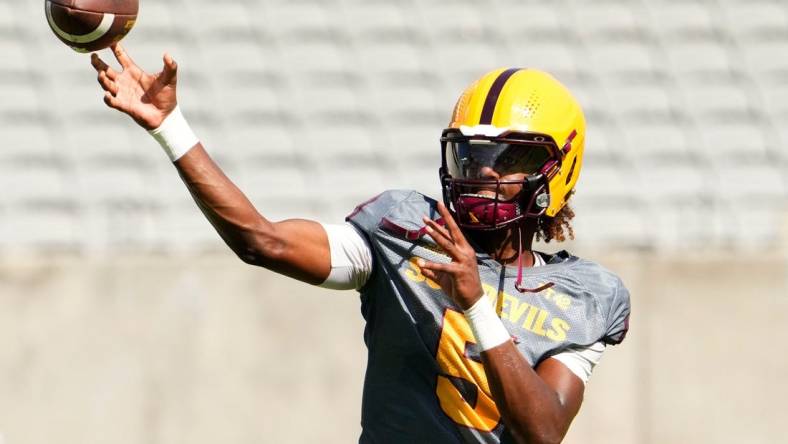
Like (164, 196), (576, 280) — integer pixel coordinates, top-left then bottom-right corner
(456, 195), (519, 227)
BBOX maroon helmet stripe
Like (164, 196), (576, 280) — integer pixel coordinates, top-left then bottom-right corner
(479, 68), (521, 125)
(561, 129), (578, 155)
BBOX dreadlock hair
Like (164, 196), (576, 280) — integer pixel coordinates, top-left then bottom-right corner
(536, 203), (575, 243)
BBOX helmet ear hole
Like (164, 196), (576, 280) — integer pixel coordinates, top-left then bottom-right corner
(565, 157), (577, 185)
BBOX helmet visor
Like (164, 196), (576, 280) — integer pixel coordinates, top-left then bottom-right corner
(444, 140), (554, 179)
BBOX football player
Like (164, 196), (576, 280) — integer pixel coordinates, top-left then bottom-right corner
(91, 45), (630, 444)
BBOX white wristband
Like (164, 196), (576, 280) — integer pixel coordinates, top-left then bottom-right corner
(148, 105), (199, 162)
(463, 296), (511, 351)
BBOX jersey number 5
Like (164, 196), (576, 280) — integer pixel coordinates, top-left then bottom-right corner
(435, 309), (501, 432)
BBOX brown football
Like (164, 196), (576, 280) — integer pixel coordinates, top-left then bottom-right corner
(45, 0), (139, 53)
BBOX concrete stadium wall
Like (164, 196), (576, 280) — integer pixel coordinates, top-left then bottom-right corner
(0, 250), (786, 444)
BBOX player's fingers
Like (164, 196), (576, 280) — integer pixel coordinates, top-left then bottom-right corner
(90, 53), (118, 80)
(111, 43), (136, 69)
(436, 202), (467, 247)
(418, 258), (456, 274)
(423, 223), (459, 258)
(423, 216), (452, 244)
(90, 53), (108, 71)
(103, 91), (121, 110)
(159, 53), (178, 85)
(419, 267), (442, 283)
(97, 70), (118, 95)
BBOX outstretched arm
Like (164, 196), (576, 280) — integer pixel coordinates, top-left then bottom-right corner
(173, 145), (331, 284)
(90, 45), (331, 284)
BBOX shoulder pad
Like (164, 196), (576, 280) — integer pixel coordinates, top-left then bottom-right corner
(346, 190), (437, 236)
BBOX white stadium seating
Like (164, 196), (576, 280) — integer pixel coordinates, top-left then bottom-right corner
(0, 0), (785, 251)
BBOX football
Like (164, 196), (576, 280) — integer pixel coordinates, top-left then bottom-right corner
(45, 0), (139, 53)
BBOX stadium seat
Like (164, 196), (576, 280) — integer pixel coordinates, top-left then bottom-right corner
(567, 80), (614, 124)
(0, 2), (16, 36)
(721, 2), (788, 42)
(636, 163), (709, 205)
(678, 80), (755, 122)
(199, 39), (279, 82)
(663, 41), (736, 80)
(177, 73), (223, 127)
(186, 1), (255, 39)
(760, 81), (788, 122)
(606, 82), (678, 123)
(218, 82), (284, 123)
(342, 3), (417, 43)
(264, 3), (341, 43)
(572, 2), (648, 42)
(571, 200), (650, 249)
(48, 66), (125, 123)
(583, 120), (617, 161)
(236, 162), (311, 204)
(0, 39), (32, 77)
(75, 163), (152, 205)
(302, 123), (378, 165)
(697, 122), (769, 162)
(133, 1), (184, 40)
(371, 83), (443, 126)
(224, 122), (301, 164)
(644, 200), (719, 250)
(591, 42), (662, 82)
(62, 117), (140, 164)
(38, 39), (91, 81)
(0, 162), (74, 205)
(433, 40), (510, 87)
(356, 41), (427, 83)
(744, 39), (788, 83)
(575, 162), (640, 203)
(621, 121), (693, 163)
(418, 3), (495, 44)
(492, 3), (571, 43)
(713, 162), (786, 202)
(512, 42), (583, 81)
(382, 121), (441, 164)
(283, 41), (352, 82)
(293, 82), (364, 124)
(1, 120), (57, 162)
(647, 2), (719, 40)
(0, 80), (42, 118)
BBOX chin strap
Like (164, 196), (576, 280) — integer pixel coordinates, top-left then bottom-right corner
(513, 223), (555, 293)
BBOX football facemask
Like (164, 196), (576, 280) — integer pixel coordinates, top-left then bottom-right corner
(440, 132), (559, 230)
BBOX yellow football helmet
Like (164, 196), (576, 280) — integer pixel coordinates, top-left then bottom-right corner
(440, 68), (586, 230)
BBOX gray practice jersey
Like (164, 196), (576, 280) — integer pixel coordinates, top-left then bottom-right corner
(346, 190), (631, 444)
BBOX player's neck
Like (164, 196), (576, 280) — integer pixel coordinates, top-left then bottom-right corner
(467, 222), (536, 266)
